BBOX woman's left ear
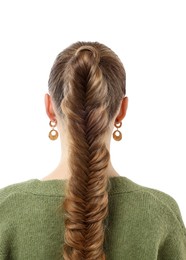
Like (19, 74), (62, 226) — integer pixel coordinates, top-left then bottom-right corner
(44, 93), (56, 121)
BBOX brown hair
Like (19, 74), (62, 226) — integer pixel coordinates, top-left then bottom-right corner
(48, 41), (126, 259)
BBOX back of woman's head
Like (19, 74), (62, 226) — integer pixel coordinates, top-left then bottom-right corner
(48, 41), (126, 259)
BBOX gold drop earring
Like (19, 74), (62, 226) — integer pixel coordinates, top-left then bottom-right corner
(48, 119), (58, 141)
(113, 121), (122, 141)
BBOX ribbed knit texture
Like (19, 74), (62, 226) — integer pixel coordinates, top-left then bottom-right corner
(0, 176), (186, 260)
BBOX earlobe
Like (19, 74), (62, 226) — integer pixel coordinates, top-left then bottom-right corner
(44, 93), (56, 121)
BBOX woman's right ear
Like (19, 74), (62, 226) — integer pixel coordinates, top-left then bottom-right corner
(44, 93), (56, 121)
(115, 97), (128, 123)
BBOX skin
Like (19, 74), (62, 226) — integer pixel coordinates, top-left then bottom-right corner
(42, 93), (128, 181)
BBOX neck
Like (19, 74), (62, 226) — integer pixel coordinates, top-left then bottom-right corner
(42, 158), (120, 181)
(42, 131), (119, 181)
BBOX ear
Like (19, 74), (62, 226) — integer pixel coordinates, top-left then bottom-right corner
(115, 97), (128, 123)
(44, 93), (57, 121)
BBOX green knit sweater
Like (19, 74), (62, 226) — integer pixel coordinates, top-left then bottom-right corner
(0, 176), (186, 260)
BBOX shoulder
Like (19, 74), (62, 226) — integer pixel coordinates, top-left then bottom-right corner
(0, 179), (42, 236)
(142, 185), (185, 225)
(0, 179), (35, 204)
(114, 176), (182, 214)
(141, 184), (186, 235)
(139, 184), (185, 231)
(142, 187), (186, 257)
(0, 180), (36, 256)
(111, 176), (186, 235)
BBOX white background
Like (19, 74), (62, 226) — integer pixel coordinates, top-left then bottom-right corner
(0, 1), (185, 223)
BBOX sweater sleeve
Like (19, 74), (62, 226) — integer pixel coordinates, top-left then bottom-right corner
(156, 193), (186, 259)
(158, 226), (186, 260)
(149, 188), (186, 232)
(145, 187), (186, 259)
(0, 230), (10, 260)
(0, 189), (11, 259)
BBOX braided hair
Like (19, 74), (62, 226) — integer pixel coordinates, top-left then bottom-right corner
(48, 42), (126, 259)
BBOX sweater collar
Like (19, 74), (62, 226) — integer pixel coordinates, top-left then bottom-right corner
(19, 176), (142, 197)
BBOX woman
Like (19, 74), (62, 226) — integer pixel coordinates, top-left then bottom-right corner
(0, 41), (186, 260)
